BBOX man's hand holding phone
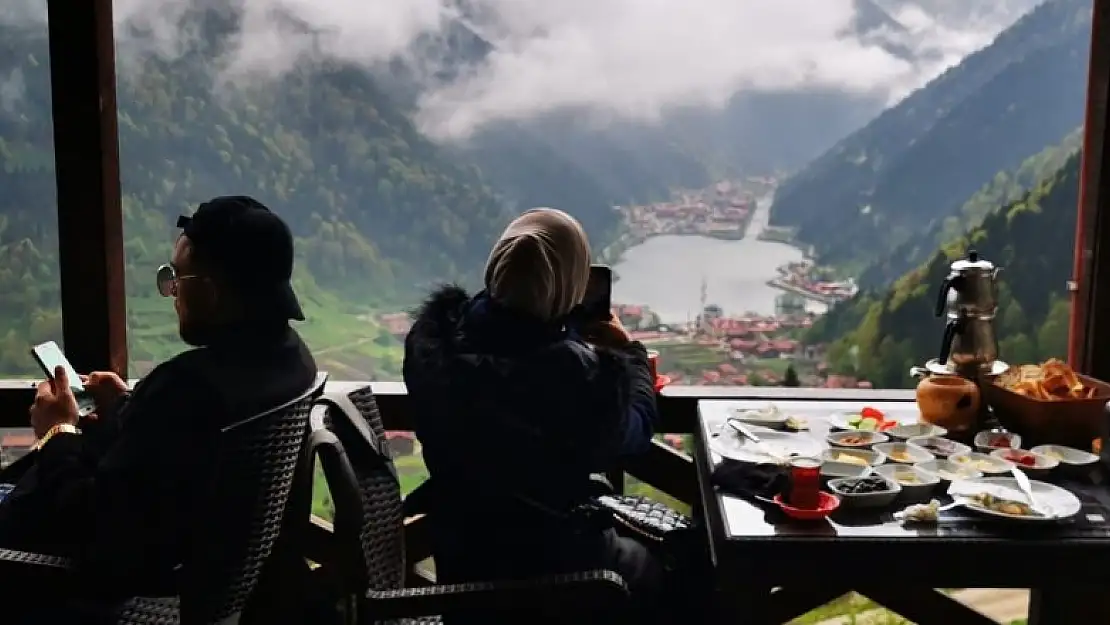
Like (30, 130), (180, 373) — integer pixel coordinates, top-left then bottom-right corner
(30, 366), (80, 438)
(82, 371), (129, 417)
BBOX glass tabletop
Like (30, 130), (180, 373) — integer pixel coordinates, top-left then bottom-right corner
(697, 399), (1110, 541)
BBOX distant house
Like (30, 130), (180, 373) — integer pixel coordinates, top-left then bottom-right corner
(825, 374), (859, 389)
(0, 431), (35, 467)
(378, 313), (413, 340)
(385, 431), (417, 456)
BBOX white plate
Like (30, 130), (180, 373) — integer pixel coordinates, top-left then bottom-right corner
(729, 404), (789, 428)
(1030, 444), (1099, 466)
(949, 477), (1082, 522)
(828, 410), (915, 431)
(710, 423), (826, 464)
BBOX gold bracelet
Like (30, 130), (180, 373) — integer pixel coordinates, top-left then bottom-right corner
(32, 423), (80, 451)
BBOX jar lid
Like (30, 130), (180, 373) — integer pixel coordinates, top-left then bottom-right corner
(951, 249), (995, 272)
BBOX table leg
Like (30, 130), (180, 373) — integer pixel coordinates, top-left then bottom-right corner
(1029, 586), (1110, 625)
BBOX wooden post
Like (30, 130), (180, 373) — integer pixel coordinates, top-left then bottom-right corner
(1070, 0), (1110, 378)
(46, 0), (128, 376)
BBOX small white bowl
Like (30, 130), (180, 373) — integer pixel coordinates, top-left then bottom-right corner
(974, 430), (1022, 453)
(907, 436), (970, 459)
(827, 430), (889, 449)
(990, 448), (1059, 479)
(887, 423), (947, 440)
(1030, 444), (1100, 468)
(828, 475), (901, 508)
(914, 459), (983, 486)
(822, 448), (885, 467)
(874, 442), (935, 465)
(948, 452), (1014, 476)
(874, 464), (939, 501)
(820, 460), (871, 484)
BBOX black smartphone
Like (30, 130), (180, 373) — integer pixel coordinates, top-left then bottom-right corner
(582, 264), (613, 322)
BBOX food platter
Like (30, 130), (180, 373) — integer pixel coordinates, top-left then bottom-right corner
(828, 406), (915, 432)
(710, 423), (825, 464)
(949, 477), (1082, 522)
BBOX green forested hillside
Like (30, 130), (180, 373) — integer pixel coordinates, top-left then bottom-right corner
(809, 152), (1079, 388)
(858, 127), (1083, 287)
(770, 0), (1090, 271)
(0, 24), (535, 377)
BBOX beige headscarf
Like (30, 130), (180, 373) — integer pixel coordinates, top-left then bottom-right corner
(484, 208), (592, 322)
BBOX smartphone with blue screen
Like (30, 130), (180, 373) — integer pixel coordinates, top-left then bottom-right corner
(30, 341), (96, 417)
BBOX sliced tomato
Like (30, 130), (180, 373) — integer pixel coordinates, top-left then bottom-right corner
(878, 420), (898, 432)
(860, 406), (884, 420)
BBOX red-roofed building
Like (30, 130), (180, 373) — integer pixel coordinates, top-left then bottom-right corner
(0, 431), (35, 467)
(379, 312), (412, 339)
(385, 431), (417, 456)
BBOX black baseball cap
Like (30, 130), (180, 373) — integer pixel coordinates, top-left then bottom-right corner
(176, 196), (305, 321)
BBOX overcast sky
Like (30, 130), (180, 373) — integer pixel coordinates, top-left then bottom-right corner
(3, 0), (1040, 139)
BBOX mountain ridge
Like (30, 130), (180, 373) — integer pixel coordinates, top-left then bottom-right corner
(769, 0), (1090, 270)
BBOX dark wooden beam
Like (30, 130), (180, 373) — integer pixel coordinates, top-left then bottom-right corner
(46, 0), (128, 376)
(1072, 0), (1110, 376)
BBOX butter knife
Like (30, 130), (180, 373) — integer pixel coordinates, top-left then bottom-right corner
(1010, 466), (1046, 517)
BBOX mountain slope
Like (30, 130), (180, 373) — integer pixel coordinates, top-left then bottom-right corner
(0, 21), (520, 375)
(808, 152), (1079, 388)
(770, 0), (1090, 269)
(858, 126), (1082, 287)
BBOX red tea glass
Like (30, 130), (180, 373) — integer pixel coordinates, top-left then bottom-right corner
(647, 350), (660, 382)
(787, 456), (822, 510)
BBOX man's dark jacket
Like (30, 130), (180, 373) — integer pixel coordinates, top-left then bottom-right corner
(403, 286), (658, 583)
(0, 324), (317, 604)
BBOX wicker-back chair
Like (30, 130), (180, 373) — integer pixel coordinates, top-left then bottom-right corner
(305, 385), (629, 625)
(317, 386), (405, 596)
(0, 372), (328, 624)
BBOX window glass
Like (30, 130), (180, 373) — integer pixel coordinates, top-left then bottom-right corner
(109, 1), (1089, 392)
(0, 3), (57, 463)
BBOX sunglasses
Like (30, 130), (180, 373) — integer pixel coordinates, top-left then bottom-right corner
(156, 263), (203, 298)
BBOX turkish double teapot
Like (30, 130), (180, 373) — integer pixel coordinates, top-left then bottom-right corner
(926, 249), (1009, 378)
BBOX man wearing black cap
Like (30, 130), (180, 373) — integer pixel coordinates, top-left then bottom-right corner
(0, 196), (318, 620)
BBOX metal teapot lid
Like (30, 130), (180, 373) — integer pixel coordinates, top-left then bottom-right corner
(920, 358), (1009, 377)
(950, 250), (995, 273)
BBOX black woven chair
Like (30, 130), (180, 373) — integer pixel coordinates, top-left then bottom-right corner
(0, 372), (328, 625)
(304, 386), (629, 625)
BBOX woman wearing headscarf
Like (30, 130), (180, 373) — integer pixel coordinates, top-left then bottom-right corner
(403, 208), (667, 621)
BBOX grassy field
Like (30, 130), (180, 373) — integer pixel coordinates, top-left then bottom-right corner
(124, 288), (404, 379)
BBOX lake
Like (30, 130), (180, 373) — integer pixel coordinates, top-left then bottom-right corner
(612, 194), (825, 323)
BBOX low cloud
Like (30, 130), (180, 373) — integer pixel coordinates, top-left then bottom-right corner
(1, 0), (1031, 139)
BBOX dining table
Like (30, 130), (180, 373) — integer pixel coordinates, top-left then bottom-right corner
(692, 399), (1110, 625)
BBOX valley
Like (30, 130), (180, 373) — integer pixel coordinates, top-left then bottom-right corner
(0, 0), (1093, 396)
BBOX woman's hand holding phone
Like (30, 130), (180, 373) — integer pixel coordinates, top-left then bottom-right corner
(583, 314), (632, 349)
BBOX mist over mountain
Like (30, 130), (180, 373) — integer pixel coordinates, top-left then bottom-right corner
(770, 0), (1089, 270)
